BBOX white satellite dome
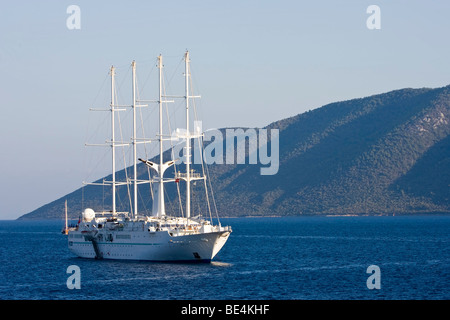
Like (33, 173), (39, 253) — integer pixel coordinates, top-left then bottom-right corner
(82, 208), (95, 222)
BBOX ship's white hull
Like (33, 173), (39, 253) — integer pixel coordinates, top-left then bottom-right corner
(68, 229), (230, 262)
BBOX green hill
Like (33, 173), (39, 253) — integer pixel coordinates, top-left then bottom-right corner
(19, 85), (450, 219)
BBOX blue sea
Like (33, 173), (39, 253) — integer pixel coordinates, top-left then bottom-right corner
(0, 216), (448, 300)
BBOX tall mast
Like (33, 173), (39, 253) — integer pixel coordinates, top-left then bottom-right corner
(132, 61), (137, 220)
(158, 55), (165, 217)
(110, 65), (116, 216)
(64, 199), (68, 234)
(184, 51), (191, 220)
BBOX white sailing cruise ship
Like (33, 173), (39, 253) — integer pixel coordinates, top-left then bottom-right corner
(65, 51), (232, 262)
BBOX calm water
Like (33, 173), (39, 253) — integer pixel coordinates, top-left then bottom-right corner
(0, 216), (448, 300)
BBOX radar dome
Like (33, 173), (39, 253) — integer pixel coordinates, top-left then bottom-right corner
(82, 208), (95, 222)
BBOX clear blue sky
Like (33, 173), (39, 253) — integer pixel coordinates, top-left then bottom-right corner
(1, 0), (450, 219)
